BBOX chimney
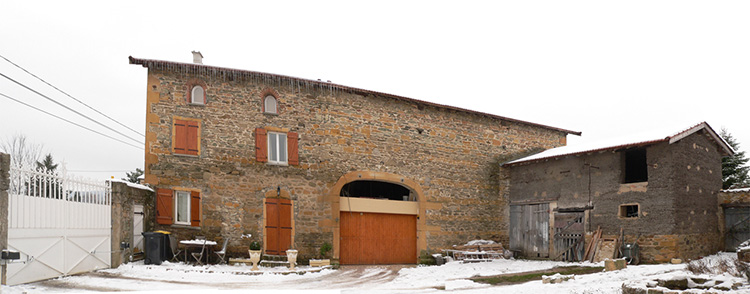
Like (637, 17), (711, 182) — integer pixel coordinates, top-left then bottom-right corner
(191, 51), (203, 64)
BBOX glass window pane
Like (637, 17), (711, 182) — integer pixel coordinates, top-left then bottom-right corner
(176, 192), (189, 223)
(269, 133), (278, 162)
(192, 86), (204, 104)
(279, 133), (287, 163)
(265, 96), (276, 113)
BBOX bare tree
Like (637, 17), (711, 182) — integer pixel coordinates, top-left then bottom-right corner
(0, 134), (44, 168)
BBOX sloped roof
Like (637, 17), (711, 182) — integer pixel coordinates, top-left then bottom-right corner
(128, 56), (581, 136)
(504, 122), (734, 167)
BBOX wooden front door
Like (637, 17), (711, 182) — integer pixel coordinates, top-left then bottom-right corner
(265, 198), (292, 255)
(340, 212), (417, 265)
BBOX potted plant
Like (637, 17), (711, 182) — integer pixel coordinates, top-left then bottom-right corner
(248, 241), (262, 271)
(309, 242), (332, 267)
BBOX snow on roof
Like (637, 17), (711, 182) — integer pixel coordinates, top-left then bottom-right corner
(110, 178), (154, 192)
(722, 187), (750, 193)
(504, 122), (733, 166)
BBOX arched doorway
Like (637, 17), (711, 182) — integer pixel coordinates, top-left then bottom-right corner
(331, 171), (424, 265)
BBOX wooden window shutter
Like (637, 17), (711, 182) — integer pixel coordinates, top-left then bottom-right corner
(156, 188), (173, 225)
(186, 121), (199, 155)
(288, 132), (299, 166)
(255, 128), (268, 162)
(190, 191), (201, 227)
(174, 120), (187, 154)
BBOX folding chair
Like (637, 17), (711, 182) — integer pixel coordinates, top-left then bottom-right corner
(169, 235), (183, 262)
(214, 238), (229, 264)
(192, 242), (206, 265)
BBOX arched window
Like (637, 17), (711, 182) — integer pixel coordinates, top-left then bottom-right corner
(264, 95), (277, 114)
(191, 85), (205, 105)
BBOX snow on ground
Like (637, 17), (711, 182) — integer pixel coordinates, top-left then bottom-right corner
(3, 253), (749, 294)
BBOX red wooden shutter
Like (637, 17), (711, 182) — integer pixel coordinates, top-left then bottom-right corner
(288, 132), (299, 166)
(190, 191), (201, 227)
(265, 198), (280, 255)
(255, 128), (268, 162)
(156, 188), (173, 225)
(279, 199), (293, 253)
(186, 121), (199, 155)
(174, 120), (187, 154)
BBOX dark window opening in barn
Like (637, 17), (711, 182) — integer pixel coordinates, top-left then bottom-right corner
(623, 148), (648, 183)
(340, 180), (413, 201)
(619, 204), (639, 218)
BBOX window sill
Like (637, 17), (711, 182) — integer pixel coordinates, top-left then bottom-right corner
(174, 153), (200, 158)
(171, 224), (201, 230)
(266, 162), (289, 167)
(263, 112), (279, 116)
(188, 103), (206, 107)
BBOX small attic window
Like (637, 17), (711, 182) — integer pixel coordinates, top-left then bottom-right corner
(264, 95), (277, 114)
(190, 85), (206, 105)
(623, 148), (648, 183)
(619, 204), (640, 218)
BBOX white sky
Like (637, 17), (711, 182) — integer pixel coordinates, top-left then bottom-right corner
(1, 1), (749, 180)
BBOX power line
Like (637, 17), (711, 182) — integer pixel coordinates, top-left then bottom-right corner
(0, 92), (142, 150)
(0, 54), (145, 137)
(0, 72), (143, 145)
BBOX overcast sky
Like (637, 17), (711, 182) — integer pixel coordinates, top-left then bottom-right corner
(1, 1), (748, 180)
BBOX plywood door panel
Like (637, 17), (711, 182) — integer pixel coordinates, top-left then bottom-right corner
(340, 212), (416, 265)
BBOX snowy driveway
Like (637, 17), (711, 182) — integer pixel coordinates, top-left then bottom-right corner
(3, 255), (747, 294)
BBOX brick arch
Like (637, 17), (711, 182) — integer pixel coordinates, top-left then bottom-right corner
(260, 87), (280, 113)
(328, 171), (428, 262)
(186, 78), (208, 104)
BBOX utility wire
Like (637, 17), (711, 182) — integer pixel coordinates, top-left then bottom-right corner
(0, 92), (142, 150)
(0, 54), (145, 137)
(0, 72), (143, 145)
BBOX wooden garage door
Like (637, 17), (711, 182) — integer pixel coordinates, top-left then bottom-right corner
(340, 212), (417, 264)
(265, 198), (292, 255)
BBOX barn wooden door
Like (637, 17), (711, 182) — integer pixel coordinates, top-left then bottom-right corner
(725, 206), (750, 251)
(265, 198), (292, 255)
(553, 212), (584, 261)
(509, 203), (550, 258)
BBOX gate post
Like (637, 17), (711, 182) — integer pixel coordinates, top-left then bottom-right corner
(0, 153), (11, 285)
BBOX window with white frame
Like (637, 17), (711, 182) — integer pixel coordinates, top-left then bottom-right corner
(175, 190), (191, 225)
(264, 95), (277, 114)
(191, 85), (205, 104)
(268, 132), (287, 164)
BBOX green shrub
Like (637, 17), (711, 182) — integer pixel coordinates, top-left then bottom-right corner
(249, 241), (261, 251)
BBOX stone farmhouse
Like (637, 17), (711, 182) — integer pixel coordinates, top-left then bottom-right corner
(129, 53), (580, 264)
(503, 122), (733, 263)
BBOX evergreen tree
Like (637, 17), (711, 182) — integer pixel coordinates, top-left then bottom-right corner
(35, 153), (59, 174)
(721, 128), (750, 189)
(123, 168), (144, 183)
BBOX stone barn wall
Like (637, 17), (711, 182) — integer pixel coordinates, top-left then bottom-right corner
(508, 129), (723, 263)
(135, 60), (573, 260)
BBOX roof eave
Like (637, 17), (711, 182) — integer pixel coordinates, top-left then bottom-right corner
(128, 56), (581, 136)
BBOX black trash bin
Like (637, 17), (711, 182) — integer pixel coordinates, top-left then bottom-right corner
(142, 232), (166, 265)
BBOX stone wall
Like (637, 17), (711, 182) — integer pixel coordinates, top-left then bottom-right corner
(110, 181), (154, 267)
(508, 129), (724, 262)
(0, 153), (9, 284)
(140, 66), (571, 260)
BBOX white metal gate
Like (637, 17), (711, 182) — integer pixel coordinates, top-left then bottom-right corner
(5, 166), (111, 285)
(133, 204), (144, 254)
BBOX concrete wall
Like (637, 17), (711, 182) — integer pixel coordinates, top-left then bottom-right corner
(508, 130), (723, 262)
(141, 67), (570, 260)
(110, 181), (154, 268)
(0, 153), (9, 284)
